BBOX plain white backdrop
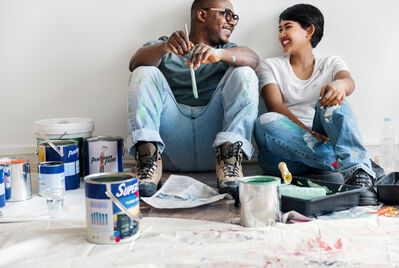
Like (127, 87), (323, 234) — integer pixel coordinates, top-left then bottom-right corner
(0, 0), (398, 153)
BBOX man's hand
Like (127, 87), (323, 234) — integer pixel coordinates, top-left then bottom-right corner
(187, 43), (223, 70)
(165, 31), (194, 57)
(319, 80), (346, 107)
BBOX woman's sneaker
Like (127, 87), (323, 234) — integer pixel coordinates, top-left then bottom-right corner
(345, 169), (378, 206)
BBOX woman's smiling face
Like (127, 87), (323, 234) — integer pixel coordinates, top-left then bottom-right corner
(279, 20), (312, 54)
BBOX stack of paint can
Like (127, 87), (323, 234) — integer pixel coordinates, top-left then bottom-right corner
(38, 140), (80, 190)
(84, 136), (124, 176)
(0, 166), (5, 208)
(0, 159), (32, 202)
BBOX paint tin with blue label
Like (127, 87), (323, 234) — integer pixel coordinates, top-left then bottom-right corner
(38, 140), (80, 190)
(84, 172), (141, 244)
(84, 136), (124, 176)
(0, 158), (13, 200)
(0, 166), (5, 207)
(38, 161), (65, 196)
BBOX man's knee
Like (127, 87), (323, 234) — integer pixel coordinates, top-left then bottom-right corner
(130, 66), (162, 84)
(230, 66), (258, 84)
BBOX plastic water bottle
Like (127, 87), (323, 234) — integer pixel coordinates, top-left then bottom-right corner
(380, 118), (395, 173)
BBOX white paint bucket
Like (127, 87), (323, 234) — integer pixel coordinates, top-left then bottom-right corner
(34, 118), (95, 177)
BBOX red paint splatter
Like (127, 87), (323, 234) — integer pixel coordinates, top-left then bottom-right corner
(193, 232), (198, 235)
(115, 236), (121, 243)
(135, 191), (139, 197)
(334, 238), (342, 249)
(331, 160), (338, 168)
(316, 237), (332, 251)
(277, 258), (280, 262)
(265, 261), (272, 266)
(292, 137), (296, 139)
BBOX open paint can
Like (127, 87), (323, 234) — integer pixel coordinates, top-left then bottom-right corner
(84, 172), (141, 244)
(239, 176), (281, 227)
(0, 160), (32, 202)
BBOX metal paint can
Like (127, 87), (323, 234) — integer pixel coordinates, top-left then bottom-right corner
(84, 172), (141, 244)
(37, 161), (65, 196)
(38, 140), (80, 190)
(84, 136), (124, 175)
(0, 160), (32, 202)
(0, 157), (13, 200)
(239, 176), (281, 227)
(0, 166), (5, 207)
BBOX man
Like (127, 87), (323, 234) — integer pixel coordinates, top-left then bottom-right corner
(127, 0), (260, 198)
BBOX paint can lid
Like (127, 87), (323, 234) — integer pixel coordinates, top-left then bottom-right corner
(34, 118), (95, 138)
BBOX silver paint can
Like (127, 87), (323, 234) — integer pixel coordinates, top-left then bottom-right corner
(2, 159), (32, 202)
(239, 176), (281, 227)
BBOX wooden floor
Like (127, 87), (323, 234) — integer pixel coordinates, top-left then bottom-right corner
(1, 151), (263, 224)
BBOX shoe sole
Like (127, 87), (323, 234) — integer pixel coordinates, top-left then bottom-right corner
(139, 180), (162, 198)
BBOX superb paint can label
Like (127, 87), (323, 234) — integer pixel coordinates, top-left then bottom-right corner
(38, 161), (65, 196)
(84, 136), (123, 175)
(84, 173), (140, 244)
(0, 159), (11, 200)
(38, 140), (80, 190)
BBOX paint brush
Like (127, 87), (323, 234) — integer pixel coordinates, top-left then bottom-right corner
(185, 23), (198, 99)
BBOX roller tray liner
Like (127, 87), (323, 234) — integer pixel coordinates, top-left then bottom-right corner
(281, 176), (362, 217)
(376, 172), (399, 204)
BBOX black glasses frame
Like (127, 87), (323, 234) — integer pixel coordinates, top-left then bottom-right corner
(203, 8), (239, 24)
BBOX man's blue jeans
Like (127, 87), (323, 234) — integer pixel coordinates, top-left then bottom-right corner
(127, 66), (258, 172)
(254, 102), (375, 181)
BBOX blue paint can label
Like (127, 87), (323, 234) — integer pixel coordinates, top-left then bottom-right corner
(38, 161), (65, 196)
(84, 136), (124, 175)
(38, 140), (80, 190)
(84, 173), (140, 244)
(0, 166), (5, 207)
(0, 158), (12, 200)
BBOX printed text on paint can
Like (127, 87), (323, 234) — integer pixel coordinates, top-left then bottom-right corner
(116, 183), (139, 198)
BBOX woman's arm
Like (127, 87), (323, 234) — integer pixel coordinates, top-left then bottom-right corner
(319, 70), (355, 107)
(262, 83), (329, 142)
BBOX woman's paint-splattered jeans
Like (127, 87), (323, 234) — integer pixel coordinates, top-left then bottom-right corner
(254, 102), (375, 181)
(127, 66), (259, 172)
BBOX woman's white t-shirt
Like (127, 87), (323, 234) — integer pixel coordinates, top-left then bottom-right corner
(258, 54), (349, 128)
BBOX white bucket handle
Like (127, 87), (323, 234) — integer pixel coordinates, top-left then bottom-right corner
(38, 132), (64, 157)
(105, 184), (142, 222)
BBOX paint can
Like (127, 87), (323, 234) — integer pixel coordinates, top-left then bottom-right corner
(37, 161), (65, 196)
(84, 136), (124, 175)
(34, 118), (95, 177)
(0, 160), (32, 202)
(0, 166), (5, 207)
(0, 158), (13, 200)
(38, 140), (80, 190)
(239, 176), (281, 227)
(84, 172), (141, 244)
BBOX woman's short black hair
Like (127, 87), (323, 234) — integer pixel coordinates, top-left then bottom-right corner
(279, 4), (324, 48)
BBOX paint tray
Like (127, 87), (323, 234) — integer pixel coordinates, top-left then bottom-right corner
(376, 172), (399, 204)
(281, 176), (362, 217)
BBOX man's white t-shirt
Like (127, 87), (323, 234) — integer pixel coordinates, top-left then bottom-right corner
(258, 54), (349, 128)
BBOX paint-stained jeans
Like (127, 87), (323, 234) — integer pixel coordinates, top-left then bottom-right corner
(254, 102), (375, 181)
(127, 66), (258, 172)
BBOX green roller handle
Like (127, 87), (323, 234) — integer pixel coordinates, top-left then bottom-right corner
(280, 184), (327, 200)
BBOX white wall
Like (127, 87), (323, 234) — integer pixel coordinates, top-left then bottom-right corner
(1, 0), (398, 153)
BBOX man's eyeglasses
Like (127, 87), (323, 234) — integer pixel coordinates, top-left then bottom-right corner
(203, 8), (239, 24)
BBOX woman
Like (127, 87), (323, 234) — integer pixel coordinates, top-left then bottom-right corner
(255, 4), (377, 205)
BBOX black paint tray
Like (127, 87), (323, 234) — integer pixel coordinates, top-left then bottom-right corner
(376, 172), (399, 204)
(281, 176), (362, 217)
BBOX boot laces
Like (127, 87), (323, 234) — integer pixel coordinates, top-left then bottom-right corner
(221, 141), (243, 177)
(138, 154), (158, 180)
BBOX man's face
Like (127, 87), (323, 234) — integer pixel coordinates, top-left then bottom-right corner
(203, 0), (238, 45)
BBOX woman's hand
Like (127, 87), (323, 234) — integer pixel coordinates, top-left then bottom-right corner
(319, 80), (346, 107)
(310, 130), (329, 143)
